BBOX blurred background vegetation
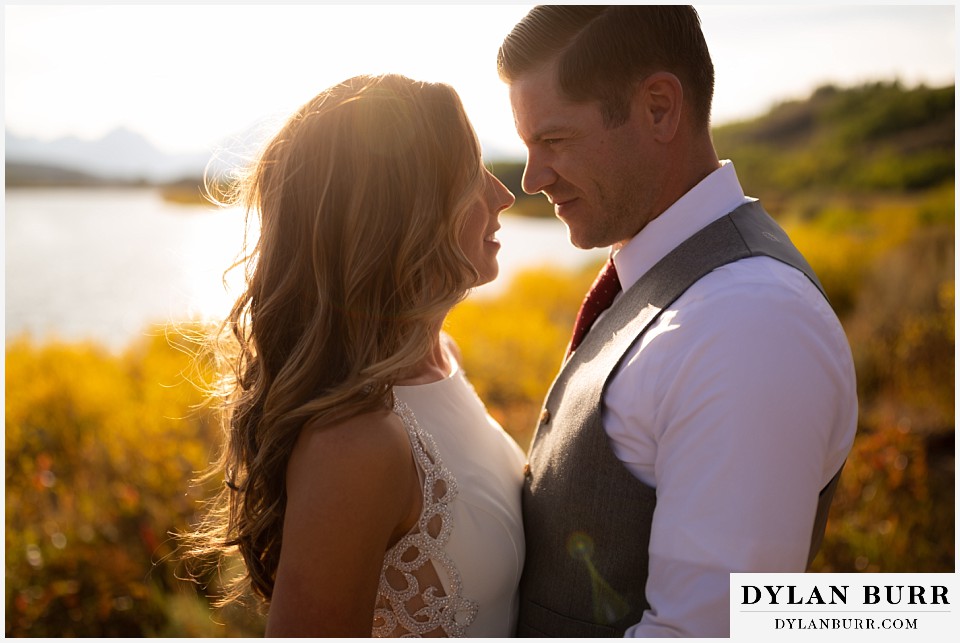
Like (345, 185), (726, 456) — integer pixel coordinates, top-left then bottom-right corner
(5, 81), (954, 635)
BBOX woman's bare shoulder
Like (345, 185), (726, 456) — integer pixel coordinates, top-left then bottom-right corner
(279, 402), (420, 573)
(288, 405), (412, 490)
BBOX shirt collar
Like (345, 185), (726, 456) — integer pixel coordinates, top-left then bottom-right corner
(612, 160), (752, 291)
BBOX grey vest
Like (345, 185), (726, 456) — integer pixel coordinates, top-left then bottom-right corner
(517, 202), (843, 637)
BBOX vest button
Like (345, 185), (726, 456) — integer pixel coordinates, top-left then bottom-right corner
(523, 462), (531, 477)
(539, 408), (551, 424)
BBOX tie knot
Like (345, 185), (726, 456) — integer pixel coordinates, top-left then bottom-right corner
(567, 257), (623, 355)
(592, 256), (620, 294)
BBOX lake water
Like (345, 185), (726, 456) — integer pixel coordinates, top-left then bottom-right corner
(5, 188), (605, 351)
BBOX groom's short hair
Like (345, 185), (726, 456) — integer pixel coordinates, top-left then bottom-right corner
(497, 5), (715, 131)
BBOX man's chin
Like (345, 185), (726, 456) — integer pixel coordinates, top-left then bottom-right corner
(565, 227), (604, 251)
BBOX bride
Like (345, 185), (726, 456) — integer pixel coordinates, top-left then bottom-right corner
(185, 73), (523, 636)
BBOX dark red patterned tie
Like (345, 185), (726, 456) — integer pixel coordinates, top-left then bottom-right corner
(567, 256), (622, 356)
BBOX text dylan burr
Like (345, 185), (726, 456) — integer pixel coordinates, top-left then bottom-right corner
(742, 585), (949, 606)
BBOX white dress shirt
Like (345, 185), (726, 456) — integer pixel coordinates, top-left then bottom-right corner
(599, 161), (858, 637)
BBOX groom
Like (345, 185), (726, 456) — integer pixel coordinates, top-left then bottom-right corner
(498, 6), (858, 637)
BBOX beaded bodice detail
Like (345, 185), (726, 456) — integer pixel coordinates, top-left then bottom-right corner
(371, 397), (478, 637)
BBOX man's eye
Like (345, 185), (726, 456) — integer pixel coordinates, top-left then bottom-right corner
(543, 138), (562, 145)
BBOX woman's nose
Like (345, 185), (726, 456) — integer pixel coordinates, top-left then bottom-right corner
(496, 177), (516, 212)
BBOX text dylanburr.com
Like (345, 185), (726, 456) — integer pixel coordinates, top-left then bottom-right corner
(730, 573), (957, 640)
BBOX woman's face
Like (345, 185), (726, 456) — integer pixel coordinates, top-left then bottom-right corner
(460, 167), (515, 287)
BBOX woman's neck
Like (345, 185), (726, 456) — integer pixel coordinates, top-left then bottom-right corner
(395, 333), (453, 386)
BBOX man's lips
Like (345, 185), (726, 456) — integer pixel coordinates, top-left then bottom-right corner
(545, 192), (576, 206)
(551, 197), (578, 211)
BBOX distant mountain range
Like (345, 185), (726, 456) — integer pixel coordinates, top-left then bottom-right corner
(4, 124), (277, 187)
(6, 128), (208, 184)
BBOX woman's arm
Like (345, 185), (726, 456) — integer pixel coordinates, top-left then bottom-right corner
(265, 407), (421, 637)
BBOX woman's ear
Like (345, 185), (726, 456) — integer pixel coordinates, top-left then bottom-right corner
(635, 71), (683, 143)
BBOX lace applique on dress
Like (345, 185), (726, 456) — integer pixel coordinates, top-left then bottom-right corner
(372, 398), (478, 637)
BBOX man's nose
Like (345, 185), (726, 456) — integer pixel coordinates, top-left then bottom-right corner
(520, 150), (556, 196)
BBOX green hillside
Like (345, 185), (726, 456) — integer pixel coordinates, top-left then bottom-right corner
(713, 81), (954, 196)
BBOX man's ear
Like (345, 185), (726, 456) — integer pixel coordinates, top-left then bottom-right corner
(635, 72), (683, 143)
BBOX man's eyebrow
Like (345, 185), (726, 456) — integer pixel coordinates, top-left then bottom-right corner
(526, 124), (574, 144)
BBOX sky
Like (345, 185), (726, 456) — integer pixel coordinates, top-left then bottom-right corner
(3, 3), (956, 160)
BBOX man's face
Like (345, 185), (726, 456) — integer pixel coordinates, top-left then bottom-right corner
(509, 63), (665, 249)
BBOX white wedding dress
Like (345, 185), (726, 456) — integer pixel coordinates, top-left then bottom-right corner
(372, 352), (525, 637)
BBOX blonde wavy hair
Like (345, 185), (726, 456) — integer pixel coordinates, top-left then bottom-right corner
(185, 74), (486, 604)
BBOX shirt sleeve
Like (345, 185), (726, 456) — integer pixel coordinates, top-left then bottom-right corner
(604, 257), (857, 638)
